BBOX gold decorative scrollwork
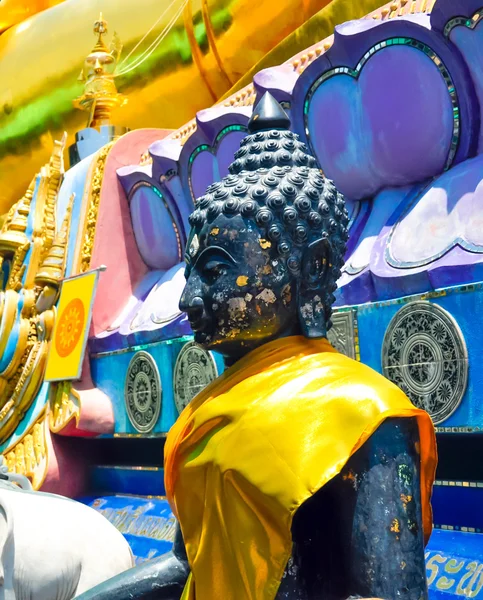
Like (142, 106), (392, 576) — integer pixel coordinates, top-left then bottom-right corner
(79, 141), (114, 273)
(0, 64), (115, 485)
(0, 136), (69, 451)
(24, 134), (67, 288)
(48, 141), (113, 435)
(49, 381), (81, 433)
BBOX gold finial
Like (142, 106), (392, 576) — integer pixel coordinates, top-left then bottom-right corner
(73, 13), (126, 129)
(93, 12), (109, 52)
(34, 194), (74, 290)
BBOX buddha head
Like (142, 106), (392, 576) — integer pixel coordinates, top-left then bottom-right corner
(180, 93), (349, 361)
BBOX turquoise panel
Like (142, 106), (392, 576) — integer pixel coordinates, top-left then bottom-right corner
(91, 336), (225, 435)
(354, 283), (483, 431)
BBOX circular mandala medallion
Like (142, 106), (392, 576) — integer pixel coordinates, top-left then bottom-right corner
(382, 302), (467, 425)
(174, 342), (218, 414)
(124, 352), (162, 433)
(55, 298), (85, 358)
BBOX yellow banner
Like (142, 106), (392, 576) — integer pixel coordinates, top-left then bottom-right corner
(44, 270), (99, 382)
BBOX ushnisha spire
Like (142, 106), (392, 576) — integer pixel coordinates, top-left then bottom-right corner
(227, 93), (317, 177)
(247, 92), (291, 133)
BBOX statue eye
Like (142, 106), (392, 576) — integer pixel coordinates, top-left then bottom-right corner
(202, 260), (228, 283)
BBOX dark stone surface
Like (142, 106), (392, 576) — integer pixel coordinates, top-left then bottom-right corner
(276, 417), (426, 600)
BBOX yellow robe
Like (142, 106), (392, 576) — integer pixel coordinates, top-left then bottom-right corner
(164, 336), (436, 600)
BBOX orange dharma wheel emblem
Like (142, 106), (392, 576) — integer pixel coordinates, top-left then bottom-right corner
(55, 298), (85, 358)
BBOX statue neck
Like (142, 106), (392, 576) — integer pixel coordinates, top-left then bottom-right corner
(223, 322), (302, 368)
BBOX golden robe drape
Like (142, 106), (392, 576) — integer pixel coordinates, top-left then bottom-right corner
(164, 336), (437, 600)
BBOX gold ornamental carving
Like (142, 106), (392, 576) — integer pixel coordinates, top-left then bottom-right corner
(0, 16), (122, 488)
(3, 412), (48, 490)
(79, 141), (114, 273)
(24, 133), (67, 289)
(0, 16), (121, 487)
(0, 136), (70, 451)
(73, 13), (126, 129)
(35, 194), (74, 290)
(49, 381), (81, 434)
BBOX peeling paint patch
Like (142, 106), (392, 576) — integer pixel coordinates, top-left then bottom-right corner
(300, 302), (313, 322)
(342, 470), (358, 489)
(227, 327), (241, 338)
(313, 294), (323, 314)
(400, 493), (413, 511)
(236, 275), (249, 287)
(256, 289), (276, 304)
(228, 297), (247, 319)
(407, 519), (419, 533)
(398, 464), (412, 486)
(259, 238), (271, 249)
(282, 284), (292, 307)
(390, 518), (400, 534)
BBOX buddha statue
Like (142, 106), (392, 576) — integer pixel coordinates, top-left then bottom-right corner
(76, 93), (436, 600)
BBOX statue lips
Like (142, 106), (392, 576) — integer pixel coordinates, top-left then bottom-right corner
(190, 324), (211, 347)
(181, 293), (212, 338)
(185, 305), (210, 337)
(188, 316), (207, 334)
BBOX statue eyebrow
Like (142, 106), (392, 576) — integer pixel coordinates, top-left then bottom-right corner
(193, 246), (237, 268)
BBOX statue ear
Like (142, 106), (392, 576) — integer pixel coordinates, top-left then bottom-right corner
(297, 238), (331, 338)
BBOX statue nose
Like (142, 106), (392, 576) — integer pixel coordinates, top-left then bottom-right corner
(188, 296), (204, 317)
(180, 294), (204, 318)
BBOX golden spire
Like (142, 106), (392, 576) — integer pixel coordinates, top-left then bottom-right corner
(41, 132), (67, 255)
(0, 177), (35, 254)
(73, 13), (126, 129)
(34, 194), (73, 289)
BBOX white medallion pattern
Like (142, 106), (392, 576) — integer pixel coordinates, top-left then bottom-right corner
(382, 302), (467, 424)
(124, 351), (162, 432)
(174, 342), (218, 414)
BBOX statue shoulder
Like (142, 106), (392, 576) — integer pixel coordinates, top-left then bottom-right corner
(329, 352), (413, 406)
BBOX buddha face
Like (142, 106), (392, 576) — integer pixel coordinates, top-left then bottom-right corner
(180, 213), (299, 359)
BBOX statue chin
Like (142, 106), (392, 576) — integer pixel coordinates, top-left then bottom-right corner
(192, 329), (211, 347)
